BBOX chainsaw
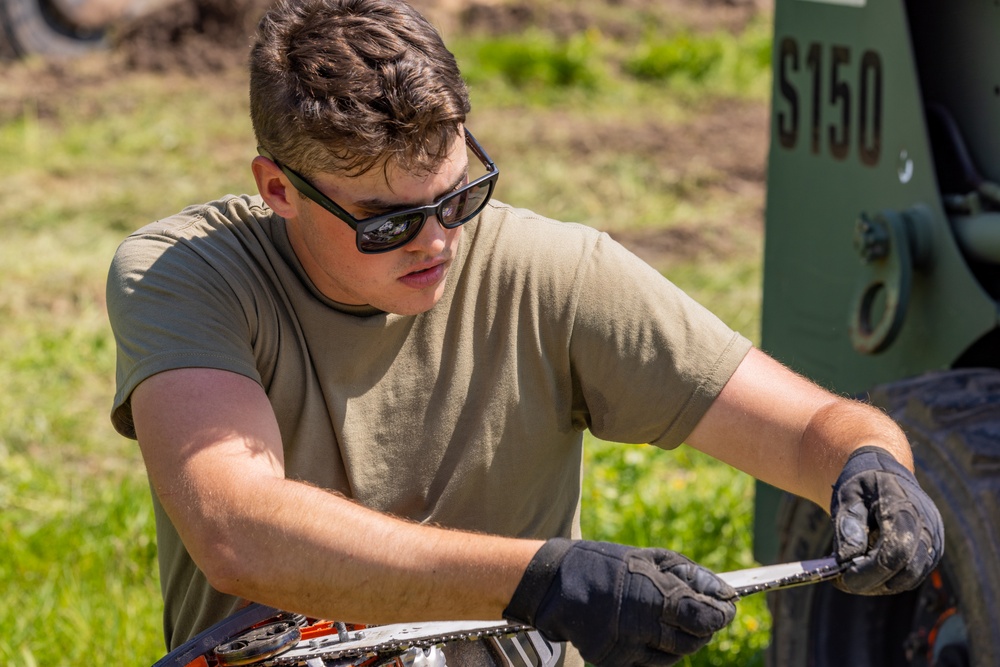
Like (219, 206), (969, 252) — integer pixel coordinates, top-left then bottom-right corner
(152, 556), (847, 667)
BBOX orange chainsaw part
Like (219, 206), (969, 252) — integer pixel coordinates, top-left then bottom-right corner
(180, 617), (367, 667)
(299, 620), (366, 640)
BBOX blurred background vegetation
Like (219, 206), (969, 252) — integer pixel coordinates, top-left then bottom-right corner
(0, 1), (774, 664)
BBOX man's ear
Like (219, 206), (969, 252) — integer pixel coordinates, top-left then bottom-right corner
(252, 156), (299, 218)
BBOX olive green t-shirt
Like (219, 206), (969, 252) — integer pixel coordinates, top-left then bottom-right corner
(107, 194), (751, 652)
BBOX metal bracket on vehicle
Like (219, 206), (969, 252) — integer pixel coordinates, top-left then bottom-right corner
(848, 205), (934, 354)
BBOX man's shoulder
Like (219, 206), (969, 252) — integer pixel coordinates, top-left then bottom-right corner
(454, 200), (632, 314)
(126, 194), (274, 242)
(112, 195), (280, 270)
(107, 194), (291, 319)
(471, 201), (606, 267)
(479, 200), (603, 243)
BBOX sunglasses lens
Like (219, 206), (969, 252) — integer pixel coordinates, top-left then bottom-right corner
(359, 212), (425, 252)
(439, 181), (492, 227)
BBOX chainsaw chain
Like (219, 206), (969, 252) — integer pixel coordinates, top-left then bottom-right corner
(268, 621), (533, 666)
(729, 558), (850, 597)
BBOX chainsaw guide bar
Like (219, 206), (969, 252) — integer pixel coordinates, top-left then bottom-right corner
(152, 557), (848, 666)
(717, 555), (849, 598)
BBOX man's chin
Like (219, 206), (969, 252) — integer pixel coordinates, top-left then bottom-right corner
(381, 284), (448, 316)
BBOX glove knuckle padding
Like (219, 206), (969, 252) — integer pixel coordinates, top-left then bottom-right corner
(830, 447), (945, 596)
(504, 540), (736, 667)
(625, 553), (735, 654)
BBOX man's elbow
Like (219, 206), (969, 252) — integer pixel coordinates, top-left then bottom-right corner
(185, 529), (263, 598)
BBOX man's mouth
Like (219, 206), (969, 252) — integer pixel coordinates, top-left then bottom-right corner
(398, 260), (448, 289)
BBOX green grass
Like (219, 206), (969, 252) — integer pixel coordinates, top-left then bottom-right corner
(0, 14), (772, 666)
(451, 15), (772, 104)
(459, 29), (604, 92)
(0, 64), (250, 665)
(0, 229), (166, 662)
(624, 21), (773, 93)
(581, 439), (769, 667)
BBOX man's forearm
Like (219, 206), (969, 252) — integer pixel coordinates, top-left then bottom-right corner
(181, 472), (545, 624)
(686, 348), (915, 511)
(797, 398), (913, 511)
(133, 368), (545, 624)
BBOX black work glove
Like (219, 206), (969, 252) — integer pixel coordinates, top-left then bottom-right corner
(831, 446), (944, 595)
(503, 539), (737, 667)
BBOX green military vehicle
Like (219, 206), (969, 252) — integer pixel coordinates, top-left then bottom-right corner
(757, 0), (1000, 664)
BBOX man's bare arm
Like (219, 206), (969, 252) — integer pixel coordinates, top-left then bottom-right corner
(131, 367), (543, 624)
(685, 347), (913, 511)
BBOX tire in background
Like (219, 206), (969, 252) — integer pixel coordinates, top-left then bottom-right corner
(0, 0), (106, 58)
(767, 367), (1000, 666)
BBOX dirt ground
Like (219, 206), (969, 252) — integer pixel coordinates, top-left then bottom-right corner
(107, 0), (768, 73)
(0, 0), (770, 265)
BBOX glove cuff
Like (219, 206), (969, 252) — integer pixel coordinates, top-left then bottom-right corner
(503, 538), (574, 625)
(832, 446), (916, 502)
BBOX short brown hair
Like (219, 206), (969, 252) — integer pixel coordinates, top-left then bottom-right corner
(249, 0), (470, 177)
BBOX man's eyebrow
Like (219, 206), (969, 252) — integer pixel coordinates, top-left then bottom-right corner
(353, 165), (470, 213)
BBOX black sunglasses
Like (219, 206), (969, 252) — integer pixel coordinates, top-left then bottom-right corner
(258, 129), (499, 254)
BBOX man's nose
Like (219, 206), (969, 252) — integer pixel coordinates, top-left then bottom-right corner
(406, 214), (449, 254)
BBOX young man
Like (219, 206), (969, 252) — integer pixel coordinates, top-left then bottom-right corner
(106, 0), (944, 665)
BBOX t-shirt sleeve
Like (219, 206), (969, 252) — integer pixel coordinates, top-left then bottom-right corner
(106, 220), (262, 439)
(568, 232), (752, 449)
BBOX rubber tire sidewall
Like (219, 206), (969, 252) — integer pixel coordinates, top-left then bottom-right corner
(0, 0), (106, 57)
(767, 368), (1000, 667)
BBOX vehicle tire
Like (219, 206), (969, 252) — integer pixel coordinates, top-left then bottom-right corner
(766, 367), (1000, 667)
(0, 0), (107, 58)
